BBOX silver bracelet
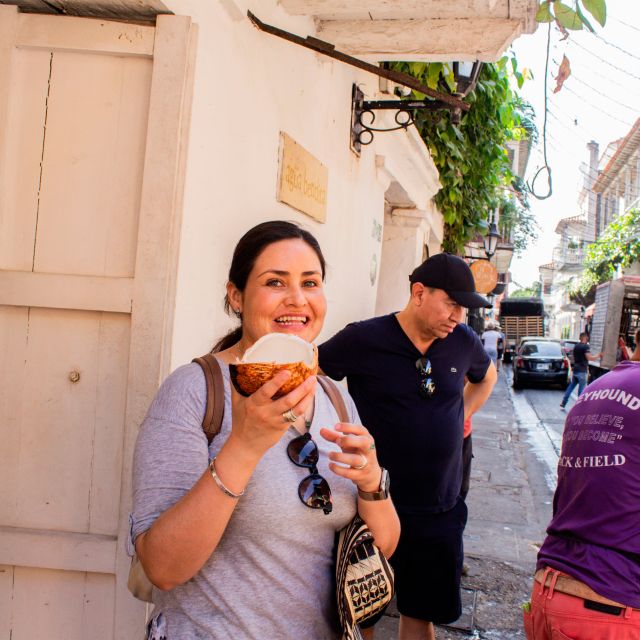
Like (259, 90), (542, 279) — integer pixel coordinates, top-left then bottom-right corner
(209, 457), (245, 499)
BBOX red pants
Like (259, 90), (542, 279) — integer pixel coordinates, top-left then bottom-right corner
(524, 568), (640, 639)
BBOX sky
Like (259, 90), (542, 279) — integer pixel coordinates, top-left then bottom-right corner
(508, 0), (640, 289)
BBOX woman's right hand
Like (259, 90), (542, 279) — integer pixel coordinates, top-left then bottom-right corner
(229, 371), (317, 459)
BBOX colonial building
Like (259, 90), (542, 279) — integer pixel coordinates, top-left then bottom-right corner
(0, 1), (538, 636)
(539, 118), (640, 340)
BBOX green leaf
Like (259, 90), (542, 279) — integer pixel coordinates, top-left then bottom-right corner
(426, 62), (443, 89)
(554, 2), (584, 30)
(581, 0), (606, 26)
(535, 1), (554, 22)
(575, 3), (595, 32)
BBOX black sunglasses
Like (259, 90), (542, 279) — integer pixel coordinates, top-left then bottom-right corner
(416, 356), (436, 398)
(286, 432), (333, 515)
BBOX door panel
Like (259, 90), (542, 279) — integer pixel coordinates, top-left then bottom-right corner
(0, 7), (195, 638)
(0, 47), (50, 271)
(35, 52), (151, 277)
(0, 308), (129, 534)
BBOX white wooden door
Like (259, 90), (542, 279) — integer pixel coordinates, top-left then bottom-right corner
(0, 8), (195, 638)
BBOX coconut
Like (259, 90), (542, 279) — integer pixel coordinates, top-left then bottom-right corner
(229, 333), (318, 398)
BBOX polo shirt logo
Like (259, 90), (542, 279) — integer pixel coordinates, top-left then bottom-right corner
(451, 367), (457, 373)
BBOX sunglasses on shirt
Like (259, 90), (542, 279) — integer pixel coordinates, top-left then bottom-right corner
(286, 432), (333, 515)
(415, 356), (436, 398)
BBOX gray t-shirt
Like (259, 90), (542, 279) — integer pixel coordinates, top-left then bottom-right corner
(131, 360), (360, 639)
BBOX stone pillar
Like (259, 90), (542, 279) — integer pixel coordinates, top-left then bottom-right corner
(375, 207), (430, 316)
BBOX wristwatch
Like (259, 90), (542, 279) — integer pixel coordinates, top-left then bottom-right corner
(358, 468), (390, 501)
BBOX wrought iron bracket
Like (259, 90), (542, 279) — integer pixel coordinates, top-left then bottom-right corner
(351, 85), (463, 151)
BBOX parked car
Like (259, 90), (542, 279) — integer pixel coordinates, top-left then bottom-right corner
(560, 339), (580, 366)
(512, 340), (571, 389)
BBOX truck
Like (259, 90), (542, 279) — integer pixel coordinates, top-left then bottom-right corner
(498, 297), (545, 363)
(587, 276), (640, 379)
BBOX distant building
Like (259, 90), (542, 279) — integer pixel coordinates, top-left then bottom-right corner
(539, 117), (640, 339)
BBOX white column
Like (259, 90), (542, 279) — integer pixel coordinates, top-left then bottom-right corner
(375, 207), (430, 316)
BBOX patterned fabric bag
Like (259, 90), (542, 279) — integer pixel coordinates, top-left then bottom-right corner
(335, 515), (395, 640)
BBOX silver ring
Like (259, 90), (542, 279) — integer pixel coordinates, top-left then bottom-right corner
(353, 455), (368, 470)
(282, 408), (298, 423)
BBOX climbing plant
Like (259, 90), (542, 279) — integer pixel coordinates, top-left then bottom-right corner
(388, 58), (536, 253)
(570, 208), (640, 295)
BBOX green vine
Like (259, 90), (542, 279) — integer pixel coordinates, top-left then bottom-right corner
(388, 58), (535, 253)
(536, 0), (606, 32)
(570, 208), (640, 295)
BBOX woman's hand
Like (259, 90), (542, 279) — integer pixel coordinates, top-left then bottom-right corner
(320, 423), (381, 493)
(229, 371), (317, 459)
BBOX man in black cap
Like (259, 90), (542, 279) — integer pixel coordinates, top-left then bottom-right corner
(319, 253), (497, 640)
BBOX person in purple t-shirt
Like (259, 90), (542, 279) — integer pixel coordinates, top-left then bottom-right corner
(524, 360), (640, 639)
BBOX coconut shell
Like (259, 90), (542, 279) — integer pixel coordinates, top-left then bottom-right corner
(229, 361), (318, 398)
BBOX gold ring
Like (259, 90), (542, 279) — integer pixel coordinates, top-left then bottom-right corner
(369, 442), (376, 451)
(353, 455), (368, 470)
(282, 408), (298, 423)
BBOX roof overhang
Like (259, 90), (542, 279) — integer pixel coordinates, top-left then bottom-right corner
(278, 0), (539, 61)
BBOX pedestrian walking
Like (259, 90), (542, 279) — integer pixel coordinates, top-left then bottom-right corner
(560, 332), (602, 409)
(496, 324), (505, 372)
(319, 253), (497, 640)
(524, 359), (640, 639)
(130, 221), (399, 639)
(481, 321), (502, 368)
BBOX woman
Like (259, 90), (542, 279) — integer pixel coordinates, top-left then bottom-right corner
(130, 220), (400, 639)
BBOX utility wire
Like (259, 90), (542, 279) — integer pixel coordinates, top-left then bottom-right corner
(564, 74), (639, 114)
(560, 85), (636, 127)
(609, 14), (640, 34)
(568, 39), (640, 80)
(593, 32), (640, 61)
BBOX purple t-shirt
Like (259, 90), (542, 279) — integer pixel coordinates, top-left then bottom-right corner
(537, 361), (640, 607)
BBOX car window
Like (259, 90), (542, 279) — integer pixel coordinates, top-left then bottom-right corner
(522, 342), (562, 356)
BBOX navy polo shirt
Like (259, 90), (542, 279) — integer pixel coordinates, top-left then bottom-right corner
(319, 314), (490, 514)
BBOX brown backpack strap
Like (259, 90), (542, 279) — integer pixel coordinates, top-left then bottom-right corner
(317, 376), (350, 423)
(192, 354), (225, 444)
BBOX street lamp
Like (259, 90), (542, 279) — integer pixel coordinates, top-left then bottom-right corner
(451, 61), (483, 98)
(483, 218), (500, 260)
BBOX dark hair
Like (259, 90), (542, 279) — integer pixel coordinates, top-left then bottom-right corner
(580, 332), (589, 340)
(211, 221), (326, 353)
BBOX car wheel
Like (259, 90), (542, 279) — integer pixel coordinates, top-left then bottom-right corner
(512, 376), (522, 390)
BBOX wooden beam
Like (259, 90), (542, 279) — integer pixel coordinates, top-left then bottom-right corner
(279, 0), (510, 20)
(0, 526), (117, 574)
(0, 271), (133, 313)
(317, 18), (523, 62)
(15, 11), (155, 56)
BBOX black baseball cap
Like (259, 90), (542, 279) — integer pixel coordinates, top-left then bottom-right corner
(409, 253), (491, 309)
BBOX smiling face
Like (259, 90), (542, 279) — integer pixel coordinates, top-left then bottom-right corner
(227, 238), (327, 348)
(412, 285), (466, 340)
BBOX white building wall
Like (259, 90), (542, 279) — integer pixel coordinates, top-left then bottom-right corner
(163, 0), (442, 366)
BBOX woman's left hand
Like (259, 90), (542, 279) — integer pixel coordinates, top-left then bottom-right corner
(319, 423), (381, 493)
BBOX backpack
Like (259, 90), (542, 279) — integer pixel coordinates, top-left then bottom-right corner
(127, 354), (356, 602)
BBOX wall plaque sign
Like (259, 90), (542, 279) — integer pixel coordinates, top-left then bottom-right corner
(277, 132), (328, 222)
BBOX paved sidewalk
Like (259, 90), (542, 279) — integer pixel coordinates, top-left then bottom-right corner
(374, 367), (552, 639)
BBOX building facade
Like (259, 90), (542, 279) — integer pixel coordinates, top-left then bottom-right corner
(0, 1), (538, 636)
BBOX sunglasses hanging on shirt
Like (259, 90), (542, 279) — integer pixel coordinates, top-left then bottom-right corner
(287, 431), (333, 515)
(416, 356), (436, 398)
